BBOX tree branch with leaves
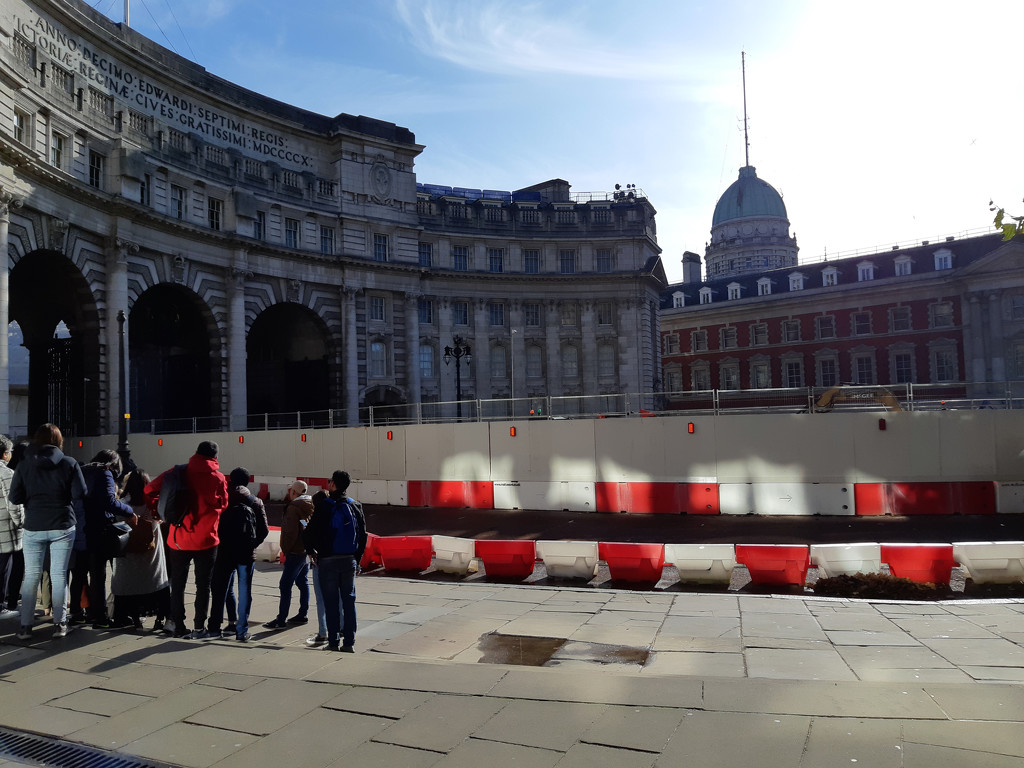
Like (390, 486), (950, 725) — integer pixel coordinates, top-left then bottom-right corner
(991, 200), (1024, 240)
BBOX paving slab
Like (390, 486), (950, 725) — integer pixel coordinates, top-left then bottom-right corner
(554, 743), (657, 768)
(657, 615), (740, 638)
(195, 672), (265, 691)
(854, 667), (973, 683)
(580, 704), (686, 753)
(0, 703), (105, 737)
(432, 737), (562, 768)
(741, 612), (829, 641)
(737, 596), (813, 614)
(324, 740), (443, 768)
(657, 711), (810, 768)
(471, 699), (607, 751)
(642, 650), (746, 677)
(308, 655), (509, 695)
(812, 612), (901, 631)
(744, 647), (857, 680)
(824, 629), (923, 646)
(920, 637), (1024, 666)
(892, 616), (1001, 639)
(49, 687), (152, 716)
(79, 661), (208, 697)
(960, 665), (1024, 682)
(373, 694), (508, 753)
(489, 667), (702, 708)
(371, 617), (507, 660)
(494, 612), (591, 638)
(568, 622), (661, 647)
(836, 644), (954, 670)
(120, 721), (260, 768)
(322, 686), (434, 719)
(902, 719), (1024, 758)
(186, 677), (340, 735)
(801, 716), (904, 767)
(651, 635), (744, 653)
(900, 742), (1024, 768)
(923, 682), (1024, 721)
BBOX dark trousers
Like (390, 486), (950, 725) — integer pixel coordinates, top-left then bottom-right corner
(275, 553), (309, 622)
(210, 558), (254, 638)
(85, 549), (112, 622)
(167, 546), (217, 632)
(0, 550), (24, 609)
(318, 555), (357, 648)
(68, 549), (89, 617)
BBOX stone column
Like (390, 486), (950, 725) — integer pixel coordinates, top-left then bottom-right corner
(545, 300), (563, 397)
(344, 288), (360, 426)
(988, 292), (1005, 383)
(968, 295), (986, 382)
(509, 300), (522, 410)
(580, 299), (597, 394)
(405, 293), (421, 405)
(472, 298), (488, 399)
(0, 190), (22, 435)
(107, 237), (136, 435)
(227, 250), (250, 430)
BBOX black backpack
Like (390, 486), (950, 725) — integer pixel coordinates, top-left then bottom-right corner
(236, 501), (260, 552)
(158, 464), (196, 529)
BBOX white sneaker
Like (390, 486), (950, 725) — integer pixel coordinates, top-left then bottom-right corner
(53, 622), (72, 638)
(0, 608), (19, 620)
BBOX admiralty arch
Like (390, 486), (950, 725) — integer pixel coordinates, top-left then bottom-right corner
(0, 0), (666, 437)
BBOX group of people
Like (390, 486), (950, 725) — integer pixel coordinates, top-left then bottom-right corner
(0, 426), (368, 653)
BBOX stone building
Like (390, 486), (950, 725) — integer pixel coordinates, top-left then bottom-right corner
(0, 0), (665, 436)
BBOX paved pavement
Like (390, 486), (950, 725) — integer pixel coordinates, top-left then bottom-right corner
(0, 560), (1022, 768)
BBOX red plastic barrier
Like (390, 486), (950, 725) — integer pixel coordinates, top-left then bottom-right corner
(360, 532), (382, 570)
(735, 544), (810, 586)
(375, 535), (433, 572)
(474, 539), (537, 579)
(407, 480), (495, 509)
(598, 542), (666, 583)
(855, 482), (997, 516)
(880, 544), (956, 584)
(594, 482), (720, 515)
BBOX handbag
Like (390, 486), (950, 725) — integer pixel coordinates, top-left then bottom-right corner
(103, 520), (133, 558)
(125, 516), (157, 554)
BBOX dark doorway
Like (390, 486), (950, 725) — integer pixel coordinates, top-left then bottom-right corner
(129, 285), (215, 426)
(247, 303), (329, 416)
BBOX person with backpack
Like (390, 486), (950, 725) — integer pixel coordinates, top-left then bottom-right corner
(144, 441), (228, 639)
(208, 467), (268, 642)
(303, 470), (366, 653)
(263, 480), (313, 631)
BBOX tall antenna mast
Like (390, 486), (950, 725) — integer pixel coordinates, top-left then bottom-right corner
(742, 51), (750, 167)
(124, 0), (130, 26)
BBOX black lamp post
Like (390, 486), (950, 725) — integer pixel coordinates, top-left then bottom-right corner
(443, 335), (472, 420)
(116, 310), (131, 469)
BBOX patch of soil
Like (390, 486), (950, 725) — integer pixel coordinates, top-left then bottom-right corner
(812, 572), (949, 600)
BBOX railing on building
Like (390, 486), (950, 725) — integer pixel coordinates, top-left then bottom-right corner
(120, 381), (1024, 435)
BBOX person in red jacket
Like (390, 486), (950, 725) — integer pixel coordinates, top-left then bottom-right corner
(144, 441), (228, 639)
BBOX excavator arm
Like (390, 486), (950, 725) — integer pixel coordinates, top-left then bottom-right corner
(814, 386), (903, 412)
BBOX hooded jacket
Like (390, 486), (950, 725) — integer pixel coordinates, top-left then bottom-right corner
(9, 444), (87, 532)
(217, 485), (269, 564)
(279, 493), (314, 555)
(81, 464), (134, 538)
(144, 452), (228, 551)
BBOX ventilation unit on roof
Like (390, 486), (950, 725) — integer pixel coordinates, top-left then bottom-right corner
(892, 245), (900, 250)
(922, 240), (930, 245)
(946, 236), (955, 242)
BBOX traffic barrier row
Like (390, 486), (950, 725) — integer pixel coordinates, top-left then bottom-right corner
(251, 477), (1020, 515)
(356, 536), (1024, 587)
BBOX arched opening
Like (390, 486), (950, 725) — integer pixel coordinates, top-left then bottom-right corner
(247, 303), (330, 417)
(129, 284), (216, 427)
(9, 251), (100, 437)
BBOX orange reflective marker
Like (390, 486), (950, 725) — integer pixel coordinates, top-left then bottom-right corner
(300, 433), (307, 442)
(510, 426), (517, 437)
(157, 439), (163, 446)
(386, 431), (393, 440)
(688, 422), (695, 434)
(238, 435), (244, 444)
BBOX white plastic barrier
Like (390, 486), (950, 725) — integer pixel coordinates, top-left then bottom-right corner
(432, 535), (477, 574)
(493, 482), (596, 512)
(536, 540), (600, 579)
(809, 543), (882, 577)
(952, 541), (1024, 584)
(255, 528), (281, 562)
(719, 482), (856, 516)
(387, 480), (408, 506)
(664, 543), (737, 584)
(350, 479), (388, 504)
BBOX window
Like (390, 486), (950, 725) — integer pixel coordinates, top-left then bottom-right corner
(561, 345), (579, 378)
(929, 301), (954, 328)
(1013, 296), (1024, 321)
(816, 356), (838, 387)
(672, 292), (686, 308)
(691, 364), (711, 391)
(822, 267), (838, 287)
(489, 302), (505, 326)
(526, 346), (543, 378)
(596, 249), (612, 273)
(320, 226), (335, 255)
(596, 301), (613, 326)
(207, 197), (223, 231)
(892, 350), (914, 384)
(170, 185), (186, 220)
(751, 323), (768, 346)
(782, 319), (801, 342)
(418, 242), (432, 267)
(699, 287), (713, 305)
(816, 315), (836, 340)
(931, 346), (957, 382)
(560, 302), (577, 327)
(664, 365), (683, 393)
(895, 256), (912, 276)
(727, 283), (742, 300)
(373, 233), (389, 262)
(890, 306), (912, 332)
(523, 249), (539, 274)
(691, 330), (708, 352)
(664, 333), (680, 354)
(852, 352), (876, 384)
(598, 344), (616, 376)
(933, 248), (953, 271)
(285, 218), (299, 248)
(490, 345), (507, 379)
(1014, 342), (1024, 379)
(254, 210), (266, 241)
(140, 173), (151, 207)
(857, 261), (875, 281)
(751, 360), (771, 389)
(758, 278), (772, 296)
(369, 341), (388, 377)
(419, 345), (435, 379)
(453, 246), (469, 271)
(368, 296), (386, 322)
(13, 109), (29, 146)
(784, 358), (804, 388)
(88, 151), (104, 189)
(720, 327), (738, 349)
(559, 249), (577, 274)
(50, 131), (66, 169)
(524, 302), (541, 327)
(852, 311), (872, 335)
(720, 362), (739, 390)
(488, 248), (504, 273)
(418, 298), (434, 325)
(453, 301), (469, 326)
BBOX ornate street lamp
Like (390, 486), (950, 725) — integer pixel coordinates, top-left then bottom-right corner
(117, 310), (131, 469)
(443, 335), (472, 420)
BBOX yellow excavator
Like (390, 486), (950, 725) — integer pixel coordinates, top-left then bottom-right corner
(813, 386), (904, 413)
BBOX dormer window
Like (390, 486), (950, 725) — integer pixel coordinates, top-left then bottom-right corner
(789, 272), (805, 291)
(727, 282), (742, 300)
(933, 247), (953, 271)
(699, 287), (713, 305)
(894, 255), (912, 276)
(672, 291), (686, 308)
(822, 267), (838, 287)
(757, 277), (772, 296)
(857, 261), (876, 281)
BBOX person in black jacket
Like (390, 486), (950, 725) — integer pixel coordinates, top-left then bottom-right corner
(303, 470), (366, 652)
(206, 467), (268, 642)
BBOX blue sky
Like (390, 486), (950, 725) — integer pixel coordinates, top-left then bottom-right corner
(103, 0), (1024, 282)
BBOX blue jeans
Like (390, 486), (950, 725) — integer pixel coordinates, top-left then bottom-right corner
(21, 528), (75, 627)
(210, 559), (254, 638)
(311, 562), (327, 636)
(275, 554), (309, 622)
(317, 555), (357, 648)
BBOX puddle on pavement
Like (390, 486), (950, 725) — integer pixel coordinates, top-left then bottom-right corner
(475, 633), (650, 667)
